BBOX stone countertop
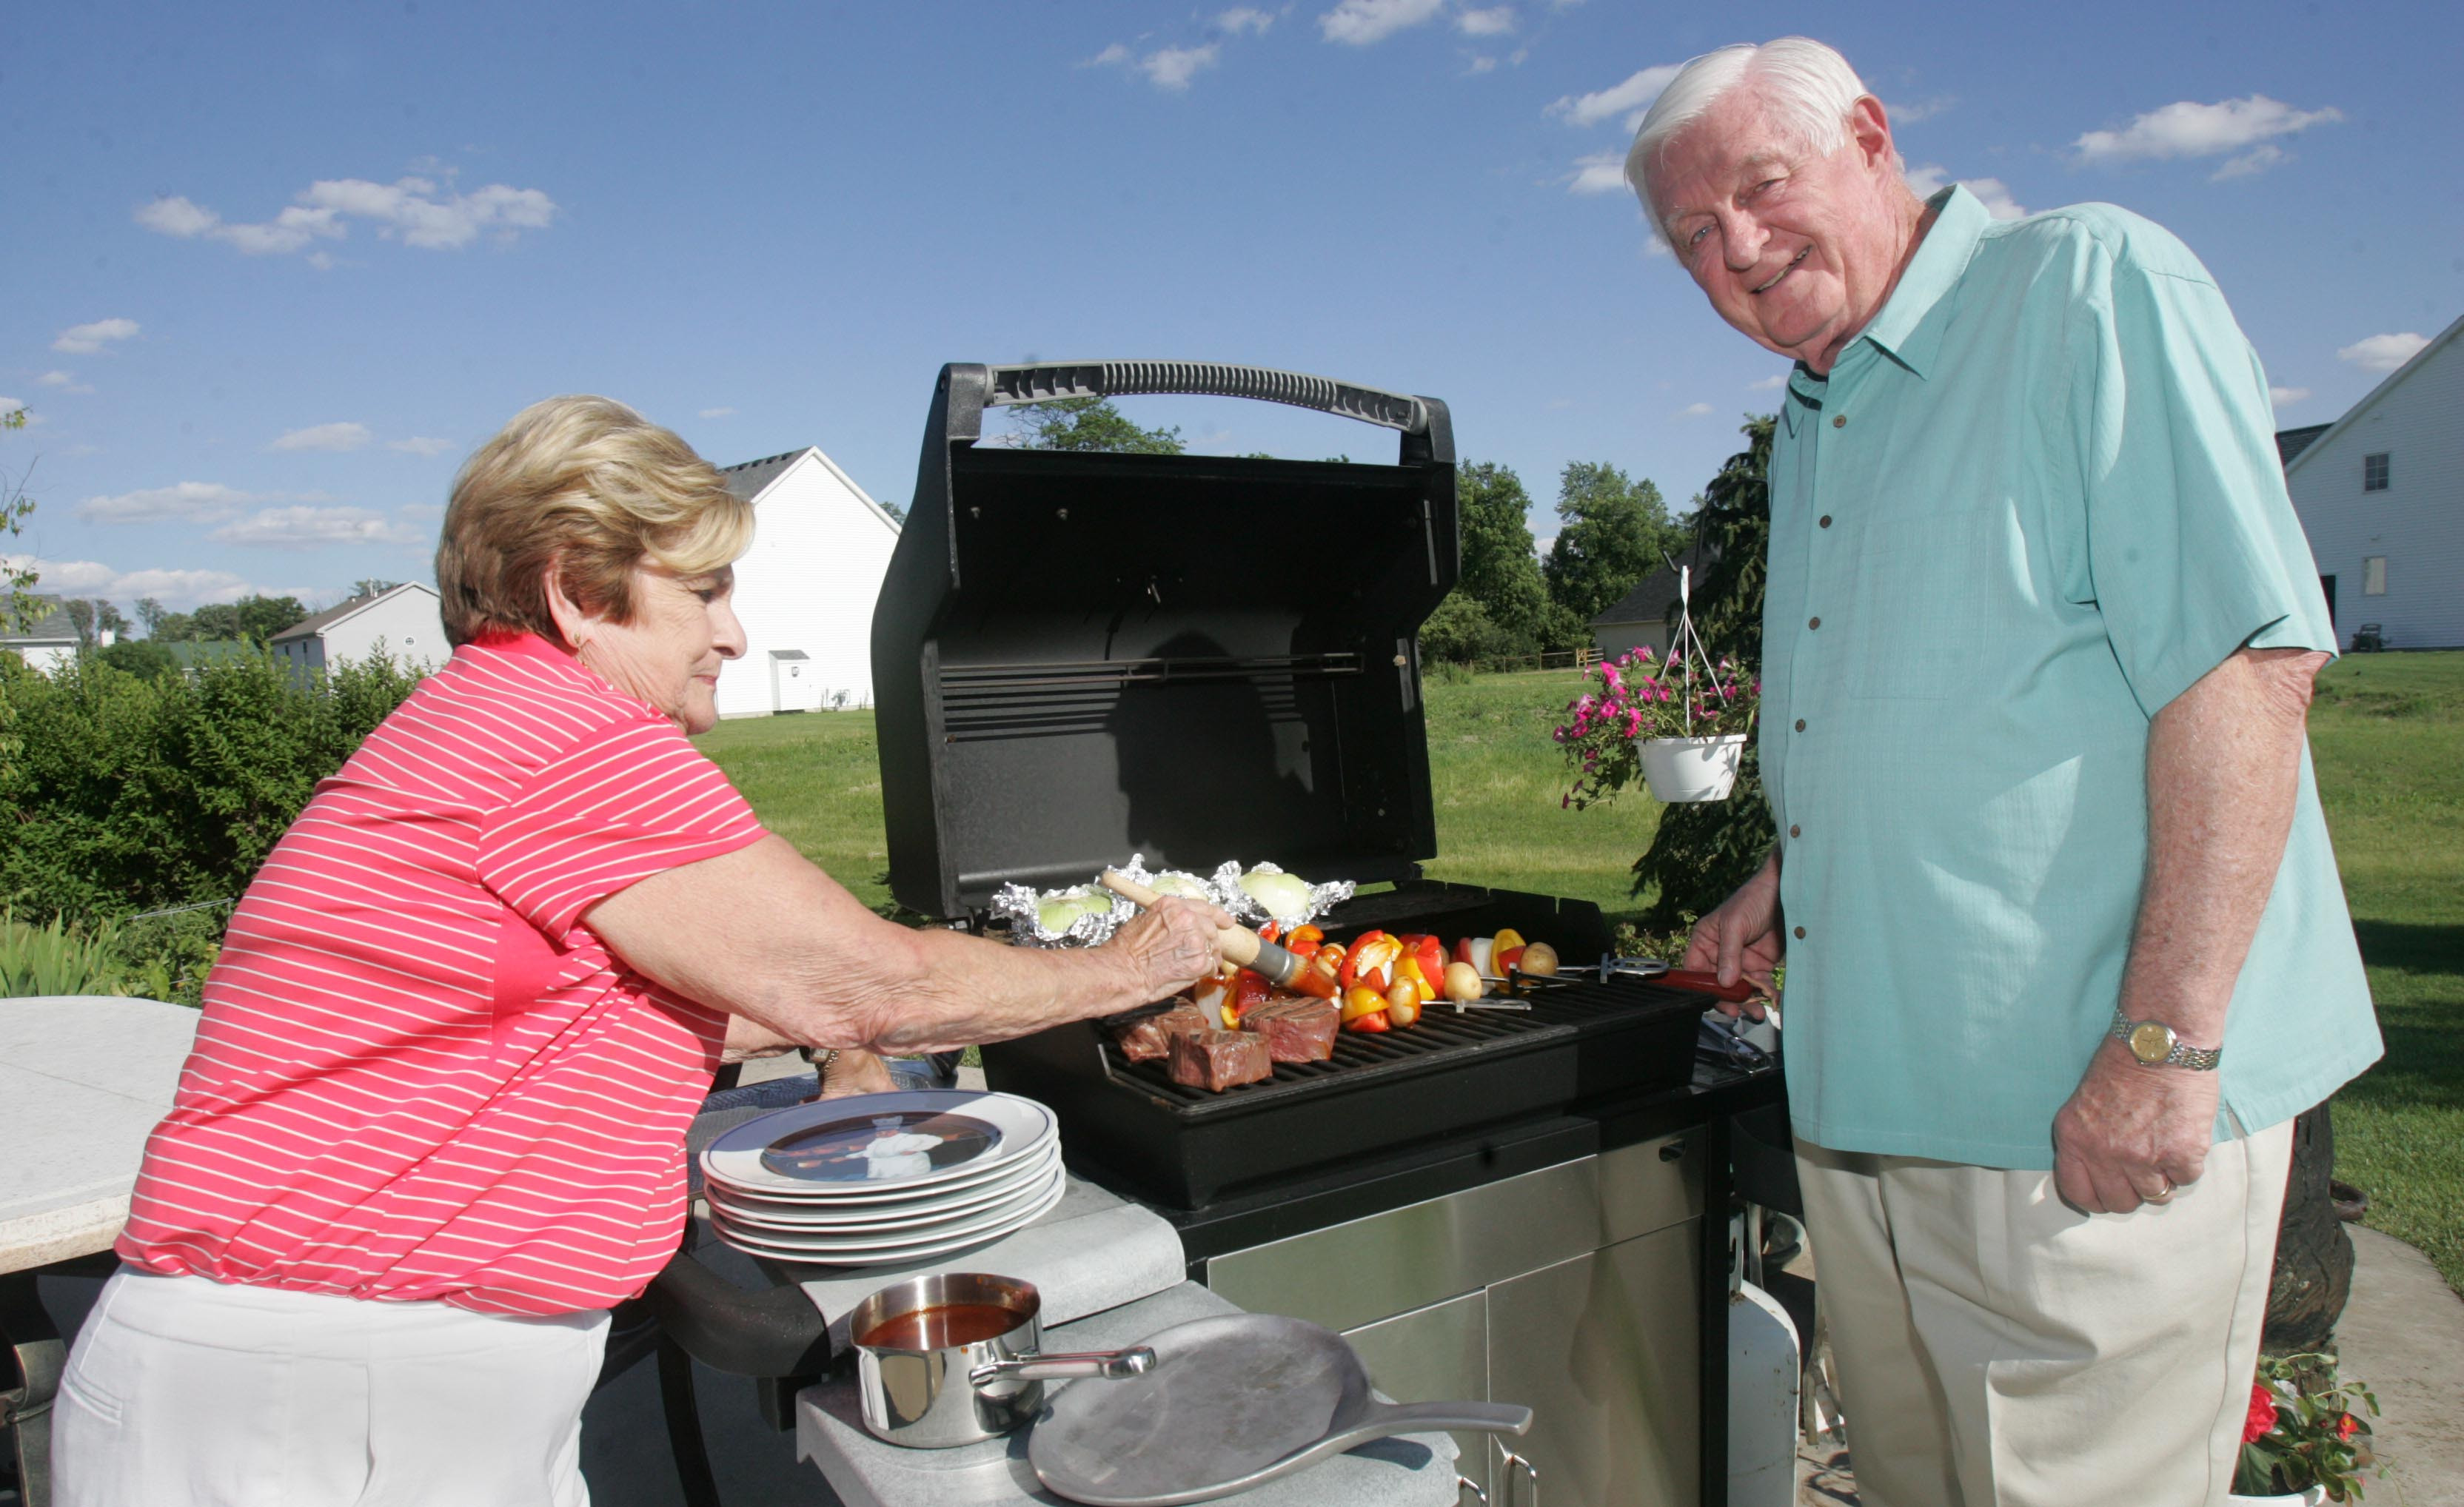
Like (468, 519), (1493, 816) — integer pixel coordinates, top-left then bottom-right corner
(797, 1281), (1464, 1507)
(1, 995), (198, 1275)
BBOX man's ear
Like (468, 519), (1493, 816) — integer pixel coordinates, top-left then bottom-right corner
(1848, 95), (1896, 175)
(541, 555), (594, 650)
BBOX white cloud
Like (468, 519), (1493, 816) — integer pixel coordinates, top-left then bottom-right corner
(53, 318), (140, 355)
(76, 481), (262, 525)
(135, 172), (559, 258)
(2269, 386), (2311, 409)
(387, 436), (455, 456)
(1140, 44), (1220, 89)
(38, 370), (95, 394)
(1087, 42), (1131, 66)
(0, 396), (21, 416)
(1748, 374), (1787, 391)
(1548, 63), (1681, 130)
(1467, 55), (1497, 74)
(1675, 402), (1713, 417)
(1319, 0), (1447, 45)
(270, 421), (373, 453)
(1903, 164), (2028, 220)
(2210, 145), (2284, 181)
(399, 502), (445, 520)
(697, 407), (737, 420)
(3, 554), (312, 610)
(1457, 6), (1516, 36)
(1566, 150), (1629, 195)
(213, 506), (424, 548)
(2073, 95), (2341, 172)
(1884, 96), (1955, 124)
(1215, 7), (1274, 34)
(2337, 332), (2428, 373)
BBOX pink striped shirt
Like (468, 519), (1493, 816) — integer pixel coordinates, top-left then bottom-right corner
(118, 633), (769, 1315)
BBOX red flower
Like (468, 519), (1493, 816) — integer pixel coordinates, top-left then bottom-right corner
(2336, 1412), (2361, 1442)
(2243, 1383), (2279, 1444)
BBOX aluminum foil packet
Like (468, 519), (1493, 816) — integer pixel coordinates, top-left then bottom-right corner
(1111, 853), (1229, 910)
(1211, 860), (1356, 930)
(991, 882), (1133, 948)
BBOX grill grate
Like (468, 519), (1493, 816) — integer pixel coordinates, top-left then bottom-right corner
(1103, 973), (1678, 1112)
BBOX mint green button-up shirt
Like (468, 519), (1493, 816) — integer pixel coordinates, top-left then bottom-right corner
(1764, 186), (2380, 1169)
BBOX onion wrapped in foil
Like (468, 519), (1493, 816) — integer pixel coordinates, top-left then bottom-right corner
(991, 882), (1132, 947)
(1212, 860), (1355, 929)
(1111, 853), (1228, 909)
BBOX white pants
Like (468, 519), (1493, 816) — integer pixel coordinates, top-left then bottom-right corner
(57, 1270), (609, 1507)
(1796, 1121), (2293, 1507)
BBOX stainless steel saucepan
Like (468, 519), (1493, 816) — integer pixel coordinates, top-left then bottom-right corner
(847, 1272), (1154, 1449)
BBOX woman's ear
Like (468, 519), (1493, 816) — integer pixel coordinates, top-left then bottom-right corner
(541, 555), (596, 651)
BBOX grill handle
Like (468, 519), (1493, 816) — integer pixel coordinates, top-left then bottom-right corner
(983, 360), (1433, 435)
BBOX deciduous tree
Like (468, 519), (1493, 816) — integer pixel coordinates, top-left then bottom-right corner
(1542, 461), (1684, 628)
(1007, 397), (1184, 454)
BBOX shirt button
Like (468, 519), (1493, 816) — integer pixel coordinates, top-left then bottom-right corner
(1818, 515), (1832, 528)
(1793, 926), (1808, 940)
(1790, 825), (1801, 838)
(1831, 415), (1846, 429)
(1808, 617), (1821, 630)
(1794, 719), (1807, 732)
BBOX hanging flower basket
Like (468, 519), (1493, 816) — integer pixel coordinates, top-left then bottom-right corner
(2226, 1489), (2326, 1506)
(1555, 563), (1758, 810)
(1639, 733), (1748, 803)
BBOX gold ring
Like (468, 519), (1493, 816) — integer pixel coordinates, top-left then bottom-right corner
(2148, 1179), (2175, 1204)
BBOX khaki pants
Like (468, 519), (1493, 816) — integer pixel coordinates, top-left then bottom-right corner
(1795, 1121), (2293, 1507)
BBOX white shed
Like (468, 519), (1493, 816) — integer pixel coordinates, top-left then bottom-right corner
(712, 446), (902, 718)
(268, 583), (448, 675)
(2282, 312), (2464, 651)
(0, 597), (79, 674)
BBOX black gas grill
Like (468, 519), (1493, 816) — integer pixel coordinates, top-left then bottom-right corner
(870, 361), (1710, 1208)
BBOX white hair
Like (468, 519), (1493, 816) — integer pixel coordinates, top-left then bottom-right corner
(1624, 38), (1878, 238)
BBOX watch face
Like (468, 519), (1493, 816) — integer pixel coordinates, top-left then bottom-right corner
(2129, 1021), (2176, 1064)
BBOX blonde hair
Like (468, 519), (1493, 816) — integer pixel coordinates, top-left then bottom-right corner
(1626, 38), (1879, 240)
(435, 395), (752, 648)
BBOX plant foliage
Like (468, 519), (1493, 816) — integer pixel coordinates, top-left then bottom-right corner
(1542, 460), (1685, 628)
(1005, 396), (1185, 454)
(2235, 1352), (2380, 1500)
(1629, 416), (1777, 923)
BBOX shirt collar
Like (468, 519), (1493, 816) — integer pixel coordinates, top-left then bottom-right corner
(1847, 184), (1989, 380)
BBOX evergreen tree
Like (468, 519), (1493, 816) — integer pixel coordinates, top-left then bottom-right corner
(1631, 416), (1777, 924)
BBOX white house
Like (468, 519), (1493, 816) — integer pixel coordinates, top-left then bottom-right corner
(0, 597), (79, 674)
(268, 583), (448, 675)
(2281, 312), (2463, 651)
(712, 446), (902, 718)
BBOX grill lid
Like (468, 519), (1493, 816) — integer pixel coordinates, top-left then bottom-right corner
(871, 363), (1459, 919)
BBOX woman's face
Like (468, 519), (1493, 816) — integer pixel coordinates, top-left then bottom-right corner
(572, 563), (746, 733)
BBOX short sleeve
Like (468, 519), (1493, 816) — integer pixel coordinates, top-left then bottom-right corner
(477, 717), (769, 944)
(2066, 238), (2337, 716)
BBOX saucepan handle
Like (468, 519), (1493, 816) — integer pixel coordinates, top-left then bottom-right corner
(969, 1346), (1156, 1386)
(983, 360), (1434, 436)
(1372, 1400), (1534, 1435)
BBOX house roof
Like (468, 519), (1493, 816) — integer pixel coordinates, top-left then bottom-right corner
(2274, 423), (2331, 468)
(0, 595), (79, 644)
(268, 582), (439, 643)
(718, 446), (903, 530)
(2283, 310), (2464, 479)
(1590, 558), (1719, 628)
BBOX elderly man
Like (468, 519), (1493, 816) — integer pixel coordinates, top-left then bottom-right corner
(1637, 38), (2382, 1506)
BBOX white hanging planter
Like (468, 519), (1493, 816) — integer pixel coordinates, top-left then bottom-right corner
(2227, 1488), (2328, 1506)
(1639, 733), (1747, 803)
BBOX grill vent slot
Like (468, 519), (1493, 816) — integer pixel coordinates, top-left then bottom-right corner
(939, 654), (1360, 742)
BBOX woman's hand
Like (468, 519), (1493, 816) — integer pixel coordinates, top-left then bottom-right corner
(1108, 896), (1236, 1004)
(1680, 851), (1784, 1019)
(817, 1049), (899, 1099)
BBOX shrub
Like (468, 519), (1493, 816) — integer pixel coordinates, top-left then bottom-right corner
(0, 909), (132, 997)
(0, 648), (424, 920)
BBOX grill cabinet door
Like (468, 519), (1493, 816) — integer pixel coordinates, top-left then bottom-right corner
(1484, 1224), (1701, 1507)
(1342, 1290), (1490, 1502)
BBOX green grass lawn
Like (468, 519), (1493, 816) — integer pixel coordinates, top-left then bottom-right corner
(697, 654), (2464, 1290)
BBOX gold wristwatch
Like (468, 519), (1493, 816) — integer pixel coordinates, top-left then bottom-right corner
(2109, 1009), (2221, 1070)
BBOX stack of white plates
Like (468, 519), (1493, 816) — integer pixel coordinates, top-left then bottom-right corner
(698, 1090), (1064, 1266)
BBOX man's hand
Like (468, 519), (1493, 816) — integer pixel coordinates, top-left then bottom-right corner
(2052, 1039), (2220, 1213)
(1680, 852), (1784, 1020)
(818, 1049), (900, 1099)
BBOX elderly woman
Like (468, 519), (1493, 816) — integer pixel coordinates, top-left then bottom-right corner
(56, 396), (1226, 1506)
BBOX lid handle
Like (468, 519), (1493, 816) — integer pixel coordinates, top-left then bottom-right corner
(983, 360), (1430, 434)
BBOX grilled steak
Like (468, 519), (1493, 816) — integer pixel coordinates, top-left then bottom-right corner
(1112, 1001), (1214, 1064)
(1168, 1028), (1273, 1093)
(1239, 993), (1339, 1063)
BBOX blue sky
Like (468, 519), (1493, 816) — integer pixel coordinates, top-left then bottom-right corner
(8, 0), (2458, 614)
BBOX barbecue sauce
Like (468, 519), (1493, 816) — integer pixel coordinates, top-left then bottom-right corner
(857, 1303), (1027, 1352)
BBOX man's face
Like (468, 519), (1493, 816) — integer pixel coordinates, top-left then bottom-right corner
(1650, 88), (1909, 375)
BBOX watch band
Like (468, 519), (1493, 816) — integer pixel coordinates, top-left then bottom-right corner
(2109, 1008), (2222, 1071)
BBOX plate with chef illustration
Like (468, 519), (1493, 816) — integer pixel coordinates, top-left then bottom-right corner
(700, 1090), (1056, 1198)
